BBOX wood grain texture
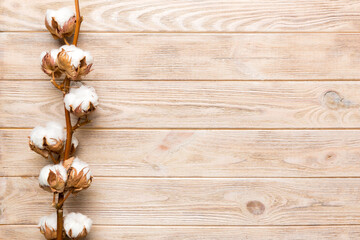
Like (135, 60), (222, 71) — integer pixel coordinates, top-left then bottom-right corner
(2, 33), (360, 80)
(2, 1), (360, 237)
(2, 177), (360, 225)
(2, 129), (360, 177)
(2, 81), (360, 128)
(1, 225), (360, 240)
(2, 0), (360, 32)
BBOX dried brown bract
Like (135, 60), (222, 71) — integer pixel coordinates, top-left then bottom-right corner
(39, 164), (68, 193)
(41, 51), (63, 78)
(57, 46), (93, 80)
(66, 157), (93, 193)
(39, 213), (58, 240)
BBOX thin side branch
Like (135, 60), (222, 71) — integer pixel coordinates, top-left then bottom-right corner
(50, 73), (65, 93)
(48, 151), (58, 164)
(56, 190), (72, 209)
(72, 116), (91, 131)
(63, 38), (70, 45)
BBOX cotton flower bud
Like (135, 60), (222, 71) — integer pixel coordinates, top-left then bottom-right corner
(29, 122), (65, 157)
(64, 85), (99, 117)
(40, 49), (62, 78)
(64, 212), (92, 239)
(38, 213), (58, 239)
(57, 45), (93, 80)
(39, 163), (67, 193)
(45, 7), (76, 39)
(66, 157), (92, 193)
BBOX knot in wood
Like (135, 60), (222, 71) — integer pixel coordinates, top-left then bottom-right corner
(246, 200), (265, 215)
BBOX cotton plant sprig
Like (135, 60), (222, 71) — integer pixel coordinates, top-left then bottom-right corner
(29, 1), (98, 239)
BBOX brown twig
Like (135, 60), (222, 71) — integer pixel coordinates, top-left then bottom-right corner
(63, 38), (69, 45)
(50, 73), (65, 93)
(56, 190), (72, 209)
(72, 116), (91, 131)
(48, 151), (58, 164)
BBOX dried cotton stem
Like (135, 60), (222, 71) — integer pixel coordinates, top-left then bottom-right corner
(56, 0), (82, 239)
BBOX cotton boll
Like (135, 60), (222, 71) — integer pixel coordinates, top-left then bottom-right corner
(29, 122), (65, 157)
(45, 9), (56, 26)
(50, 48), (61, 60)
(40, 49), (63, 78)
(59, 45), (83, 67)
(39, 165), (53, 187)
(38, 213), (57, 239)
(45, 121), (65, 146)
(66, 157), (93, 193)
(46, 7), (75, 28)
(71, 157), (92, 180)
(84, 51), (93, 65)
(55, 7), (75, 27)
(29, 125), (50, 158)
(38, 213), (57, 230)
(39, 163), (68, 193)
(64, 85), (99, 117)
(30, 122), (65, 149)
(64, 212), (92, 239)
(59, 45), (93, 68)
(45, 8), (76, 40)
(57, 45), (93, 80)
(30, 126), (47, 149)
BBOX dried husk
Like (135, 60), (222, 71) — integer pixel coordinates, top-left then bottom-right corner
(29, 139), (49, 158)
(63, 157), (75, 171)
(41, 52), (62, 78)
(67, 227), (88, 239)
(45, 16), (76, 39)
(69, 102), (96, 117)
(41, 169), (66, 193)
(77, 57), (93, 78)
(39, 223), (57, 239)
(44, 138), (64, 153)
(29, 136), (64, 158)
(66, 167), (92, 193)
(57, 49), (77, 79)
(57, 50), (93, 80)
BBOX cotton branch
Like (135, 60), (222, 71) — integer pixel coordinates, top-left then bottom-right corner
(34, 1), (96, 239)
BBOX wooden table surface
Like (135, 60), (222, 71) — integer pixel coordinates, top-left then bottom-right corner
(1, 0), (360, 239)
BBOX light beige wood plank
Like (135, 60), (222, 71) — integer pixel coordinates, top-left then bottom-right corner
(1, 225), (360, 239)
(2, 81), (360, 128)
(2, 33), (360, 80)
(2, 129), (360, 177)
(2, 0), (360, 32)
(2, 177), (360, 225)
